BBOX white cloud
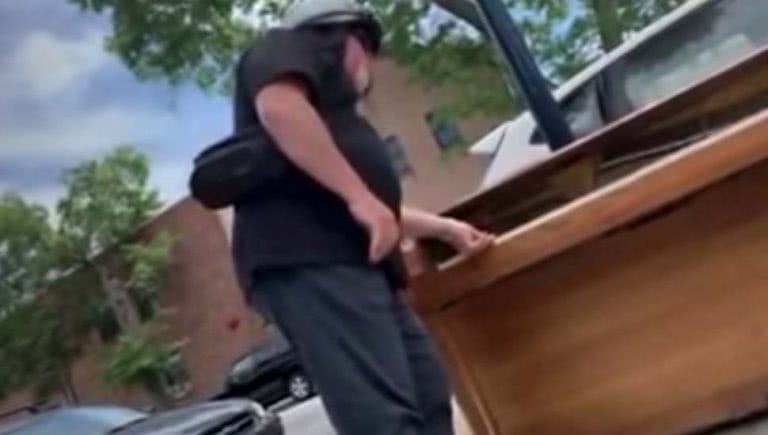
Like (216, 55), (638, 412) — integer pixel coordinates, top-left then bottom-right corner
(0, 19), (224, 213)
(0, 105), (176, 161)
(7, 30), (110, 100)
(0, 26), (189, 181)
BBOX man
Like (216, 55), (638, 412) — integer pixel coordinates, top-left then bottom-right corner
(231, 1), (493, 433)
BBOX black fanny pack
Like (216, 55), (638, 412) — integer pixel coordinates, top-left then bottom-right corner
(189, 128), (289, 210)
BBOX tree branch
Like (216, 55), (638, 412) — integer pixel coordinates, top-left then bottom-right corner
(590, 0), (623, 51)
(84, 258), (141, 329)
(431, 0), (488, 36)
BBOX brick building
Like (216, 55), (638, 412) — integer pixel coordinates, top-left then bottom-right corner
(0, 57), (503, 414)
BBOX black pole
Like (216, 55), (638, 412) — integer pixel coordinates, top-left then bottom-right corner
(475, 0), (574, 150)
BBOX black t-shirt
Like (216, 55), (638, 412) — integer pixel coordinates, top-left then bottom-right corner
(231, 28), (405, 289)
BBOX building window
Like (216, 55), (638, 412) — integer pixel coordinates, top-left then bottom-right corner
(383, 135), (414, 177)
(425, 109), (464, 151)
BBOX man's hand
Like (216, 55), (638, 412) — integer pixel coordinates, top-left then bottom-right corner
(401, 207), (494, 257)
(349, 195), (400, 263)
(437, 218), (495, 256)
(259, 83), (400, 263)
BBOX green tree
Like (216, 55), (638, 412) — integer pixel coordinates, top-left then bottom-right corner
(0, 194), (57, 399)
(56, 146), (179, 407)
(0, 276), (102, 403)
(57, 146), (170, 330)
(0, 194), (54, 308)
(0, 146), (175, 405)
(69, 0), (686, 116)
(513, 0), (687, 80)
(102, 321), (187, 409)
(0, 194), (94, 402)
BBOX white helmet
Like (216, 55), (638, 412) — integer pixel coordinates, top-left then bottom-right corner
(282, 0), (383, 53)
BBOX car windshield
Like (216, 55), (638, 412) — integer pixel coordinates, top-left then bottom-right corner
(622, 0), (768, 108)
(253, 324), (291, 357)
(531, 0), (768, 145)
(0, 408), (147, 435)
(530, 79), (604, 144)
(235, 324), (291, 369)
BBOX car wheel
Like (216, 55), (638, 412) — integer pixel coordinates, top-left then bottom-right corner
(287, 373), (313, 401)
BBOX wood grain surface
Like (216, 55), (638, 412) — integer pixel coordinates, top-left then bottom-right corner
(411, 109), (768, 313)
(423, 158), (768, 434)
(408, 48), (768, 435)
(432, 48), (768, 238)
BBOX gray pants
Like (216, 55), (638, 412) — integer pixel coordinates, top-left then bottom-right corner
(247, 265), (454, 435)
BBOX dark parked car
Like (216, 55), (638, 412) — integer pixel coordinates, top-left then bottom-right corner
(217, 325), (315, 406)
(0, 400), (282, 435)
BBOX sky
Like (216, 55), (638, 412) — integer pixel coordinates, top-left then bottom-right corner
(0, 0), (592, 213)
(0, 1), (232, 211)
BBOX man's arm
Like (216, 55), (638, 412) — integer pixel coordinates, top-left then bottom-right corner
(400, 207), (450, 240)
(401, 206), (494, 255)
(257, 79), (369, 205)
(256, 79), (399, 262)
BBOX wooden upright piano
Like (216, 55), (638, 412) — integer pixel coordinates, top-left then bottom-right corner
(407, 49), (768, 435)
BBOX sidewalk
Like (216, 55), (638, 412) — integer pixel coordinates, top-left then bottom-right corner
(453, 401), (473, 435)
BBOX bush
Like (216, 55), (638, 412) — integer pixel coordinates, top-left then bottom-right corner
(102, 322), (187, 408)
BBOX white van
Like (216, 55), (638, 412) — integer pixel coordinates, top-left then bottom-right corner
(471, 0), (768, 189)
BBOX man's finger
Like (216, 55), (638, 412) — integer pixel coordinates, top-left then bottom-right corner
(369, 228), (380, 262)
(374, 232), (389, 262)
(372, 244), (384, 262)
(465, 235), (493, 255)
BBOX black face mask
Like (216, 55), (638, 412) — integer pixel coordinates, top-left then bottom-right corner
(345, 24), (377, 97)
(304, 25), (375, 100)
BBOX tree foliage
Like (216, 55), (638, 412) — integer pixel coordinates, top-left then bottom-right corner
(102, 321), (187, 409)
(0, 146), (175, 405)
(1, 276), (102, 402)
(0, 195), (99, 402)
(69, 0), (686, 115)
(0, 195), (55, 308)
(0, 195), (60, 399)
(57, 146), (161, 260)
(124, 232), (175, 311)
(57, 145), (167, 330)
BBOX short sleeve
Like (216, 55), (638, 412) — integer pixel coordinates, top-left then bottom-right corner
(239, 30), (324, 101)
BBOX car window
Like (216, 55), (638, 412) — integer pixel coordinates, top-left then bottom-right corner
(236, 325), (291, 367)
(258, 324), (291, 355)
(230, 325), (292, 381)
(530, 79), (604, 144)
(1, 409), (145, 435)
(81, 408), (147, 426)
(623, 0), (768, 108)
